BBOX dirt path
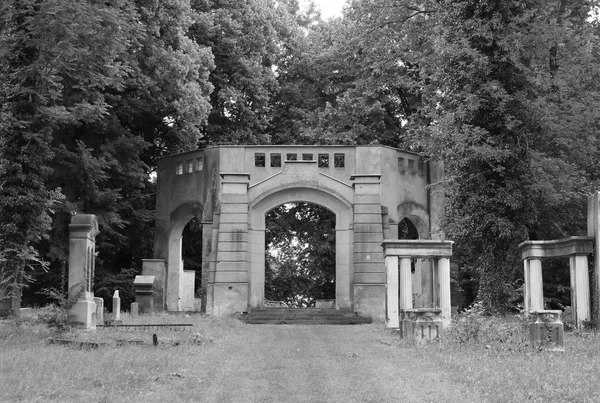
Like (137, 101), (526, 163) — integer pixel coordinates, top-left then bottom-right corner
(156, 324), (478, 403)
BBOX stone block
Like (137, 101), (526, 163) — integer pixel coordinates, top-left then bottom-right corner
(529, 310), (565, 352)
(401, 309), (442, 345)
(94, 297), (104, 326)
(354, 272), (386, 284)
(212, 283), (248, 317)
(134, 275), (155, 314)
(131, 302), (139, 317)
(142, 259), (165, 311)
(315, 299), (335, 308)
(354, 284), (385, 320)
(68, 296), (96, 330)
(181, 270), (196, 311)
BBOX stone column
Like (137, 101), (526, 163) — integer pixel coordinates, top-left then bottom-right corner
(570, 254), (591, 329)
(399, 257), (413, 311)
(529, 259), (544, 311)
(523, 259), (531, 314)
(437, 257), (451, 327)
(385, 255), (399, 329)
(67, 214), (99, 330)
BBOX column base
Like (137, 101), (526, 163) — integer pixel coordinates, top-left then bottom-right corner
(68, 297), (97, 330)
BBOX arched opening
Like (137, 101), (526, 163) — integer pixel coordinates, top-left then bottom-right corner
(182, 217), (203, 307)
(398, 217), (419, 239)
(264, 202), (336, 308)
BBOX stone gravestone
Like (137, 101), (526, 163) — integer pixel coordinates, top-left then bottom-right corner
(67, 214), (99, 330)
(113, 290), (121, 321)
(133, 275), (155, 314)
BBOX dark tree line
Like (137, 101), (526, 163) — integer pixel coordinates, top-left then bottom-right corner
(1, 0), (599, 313)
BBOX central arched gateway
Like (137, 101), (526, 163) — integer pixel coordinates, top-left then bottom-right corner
(148, 145), (446, 320)
(249, 186), (353, 310)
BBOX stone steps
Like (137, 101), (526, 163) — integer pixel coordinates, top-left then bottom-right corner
(243, 308), (372, 325)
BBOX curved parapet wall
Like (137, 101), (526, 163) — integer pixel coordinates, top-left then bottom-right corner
(154, 145), (445, 318)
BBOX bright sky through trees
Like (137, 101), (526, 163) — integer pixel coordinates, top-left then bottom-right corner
(311, 0), (346, 19)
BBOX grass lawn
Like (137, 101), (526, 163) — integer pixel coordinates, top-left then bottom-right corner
(1, 309), (599, 402)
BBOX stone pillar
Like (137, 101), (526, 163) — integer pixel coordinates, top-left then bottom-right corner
(385, 255), (399, 329)
(214, 173), (250, 316)
(529, 259), (544, 311)
(200, 221), (213, 312)
(399, 257), (413, 311)
(113, 290), (121, 321)
(67, 214), (99, 330)
(587, 192), (600, 329)
(570, 254), (591, 329)
(336, 228), (352, 309)
(351, 174), (385, 319)
(523, 259), (531, 314)
(437, 257), (451, 327)
(206, 215), (220, 315)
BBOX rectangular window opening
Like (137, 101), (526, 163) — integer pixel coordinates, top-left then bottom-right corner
(318, 154), (329, 168)
(255, 153), (266, 167)
(196, 157), (204, 171)
(187, 160), (194, 173)
(176, 163), (183, 175)
(270, 153), (281, 167)
(302, 153), (313, 161)
(286, 153), (297, 161)
(334, 153), (345, 168)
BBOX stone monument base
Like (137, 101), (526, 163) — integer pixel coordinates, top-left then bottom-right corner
(68, 296), (96, 330)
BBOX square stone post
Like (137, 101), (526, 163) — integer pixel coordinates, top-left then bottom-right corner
(529, 259), (544, 311)
(67, 214), (99, 330)
(437, 257), (451, 328)
(570, 254), (591, 329)
(385, 256), (399, 329)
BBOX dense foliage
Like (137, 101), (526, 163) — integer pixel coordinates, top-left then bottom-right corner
(1, 0), (599, 313)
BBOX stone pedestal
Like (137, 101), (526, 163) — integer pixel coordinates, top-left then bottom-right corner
(133, 275), (155, 314)
(142, 259), (166, 311)
(67, 214), (99, 330)
(529, 310), (564, 352)
(401, 308), (442, 345)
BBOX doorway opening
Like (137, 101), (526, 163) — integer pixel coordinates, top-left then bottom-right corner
(264, 202), (336, 308)
(181, 217), (203, 304)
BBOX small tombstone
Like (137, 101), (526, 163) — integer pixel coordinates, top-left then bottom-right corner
(113, 290), (121, 321)
(530, 310), (565, 352)
(94, 297), (104, 326)
(131, 302), (139, 317)
(133, 275), (155, 314)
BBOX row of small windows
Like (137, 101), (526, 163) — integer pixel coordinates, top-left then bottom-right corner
(176, 157), (204, 175)
(398, 157), (425, 176)
(255, 153), (345, 168)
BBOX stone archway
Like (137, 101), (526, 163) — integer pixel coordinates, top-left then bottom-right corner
(248, 187), (354, 310)
(166, 202), (203, 311)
